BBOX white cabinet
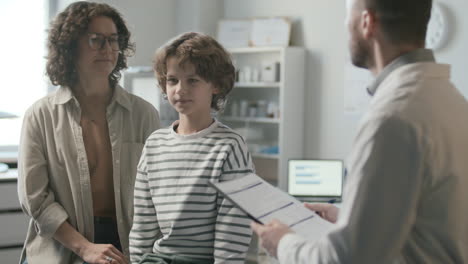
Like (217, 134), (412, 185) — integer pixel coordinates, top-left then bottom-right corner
(0, 248), (23, 263)
(0, 169), (28, 262)
(219, 47), (305, 190)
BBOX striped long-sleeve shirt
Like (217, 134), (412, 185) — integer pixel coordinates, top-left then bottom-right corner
(129, 120), (254, 263)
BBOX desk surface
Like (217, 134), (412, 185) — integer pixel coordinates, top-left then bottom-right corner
(0, 169), (17, 183)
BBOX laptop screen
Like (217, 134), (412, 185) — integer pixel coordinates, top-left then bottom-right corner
(288, 159), (344, 201)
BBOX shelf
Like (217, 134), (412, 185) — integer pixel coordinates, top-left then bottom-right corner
(221, 116), (279, 124)
(234, 82), (280, 88)
(223, 47), (305, 190)
(252, 153), (279, 159)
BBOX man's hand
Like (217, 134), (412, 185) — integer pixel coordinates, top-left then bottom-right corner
(251, 219), (293, 257)
(304, 203), (339, 223)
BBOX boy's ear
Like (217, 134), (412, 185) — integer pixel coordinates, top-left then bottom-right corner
(212, 87), (220, 95)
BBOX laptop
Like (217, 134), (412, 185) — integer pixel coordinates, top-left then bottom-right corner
(288, 159), (344, 202)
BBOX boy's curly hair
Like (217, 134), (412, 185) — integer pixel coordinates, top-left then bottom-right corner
(46, 1), (135, 88)
(153, 32), (235, 111)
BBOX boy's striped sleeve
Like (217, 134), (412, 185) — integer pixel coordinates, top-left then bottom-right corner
(129, 146), (161, 264)
(213, 138), (254, 263)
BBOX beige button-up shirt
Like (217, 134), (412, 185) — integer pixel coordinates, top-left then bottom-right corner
(278, 51), (468, 263)
(17, 85), (160, 264)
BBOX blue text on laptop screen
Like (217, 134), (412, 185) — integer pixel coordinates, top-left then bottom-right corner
(288, 160), (343, 196)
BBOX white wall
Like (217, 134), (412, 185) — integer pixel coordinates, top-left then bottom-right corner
(224, 0), (468, 161)
(61, 0), (223, 66)
(96, 0), (177, 66)
(99, 0), (223, 66)
(53, 0), (468, 160)
(56, 0), (75, 11)
(175, 0), (224, 36)
(57, 0), (177, 66)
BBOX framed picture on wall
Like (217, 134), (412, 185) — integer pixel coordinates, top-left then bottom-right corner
(250, 17), (291, 47)
(217, 19), (251, 48)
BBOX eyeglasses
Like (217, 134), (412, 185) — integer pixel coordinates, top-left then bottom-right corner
(87, 33), (121, 51)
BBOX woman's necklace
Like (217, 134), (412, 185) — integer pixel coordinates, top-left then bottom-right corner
(78, 90), (112, 125)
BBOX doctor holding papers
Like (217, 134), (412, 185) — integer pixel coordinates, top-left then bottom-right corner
(248, 0), (468, 262)
(209, 174), (333, 241)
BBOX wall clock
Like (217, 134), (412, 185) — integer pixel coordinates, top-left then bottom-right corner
(425, 3), (449, 51)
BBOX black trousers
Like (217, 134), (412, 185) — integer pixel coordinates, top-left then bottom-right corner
(23, 217), (122, 264)
(94, 216), (122, 251)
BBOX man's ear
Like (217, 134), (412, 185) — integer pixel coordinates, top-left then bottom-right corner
(361, 9), (377, 39)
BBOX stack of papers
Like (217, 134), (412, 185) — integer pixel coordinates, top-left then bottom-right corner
(209, 173), (334, 241)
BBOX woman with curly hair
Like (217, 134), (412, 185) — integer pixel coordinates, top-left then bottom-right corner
(17, 2), (160, 263)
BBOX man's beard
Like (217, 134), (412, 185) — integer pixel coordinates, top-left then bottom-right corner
(350, 35), (372, 69)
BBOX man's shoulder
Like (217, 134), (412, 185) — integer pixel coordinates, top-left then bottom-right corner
(387, 62), (450, 88)
(371, 62), (450, 122)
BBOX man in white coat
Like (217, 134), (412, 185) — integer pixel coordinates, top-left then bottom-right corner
(251, 0), (468, 263)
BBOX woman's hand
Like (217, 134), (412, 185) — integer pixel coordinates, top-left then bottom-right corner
(304, 203), (339, 223)
(53, 222), (128, 264)
(79, 242), (128, 264)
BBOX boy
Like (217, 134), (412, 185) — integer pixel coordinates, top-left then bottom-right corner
(129, 32), (254, 264)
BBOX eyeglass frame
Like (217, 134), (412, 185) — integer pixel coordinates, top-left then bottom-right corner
(86, 32), (122, 51)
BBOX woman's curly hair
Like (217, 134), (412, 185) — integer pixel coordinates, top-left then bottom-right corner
(46, 1), (135, 88)
(153, 32), (236, 112)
